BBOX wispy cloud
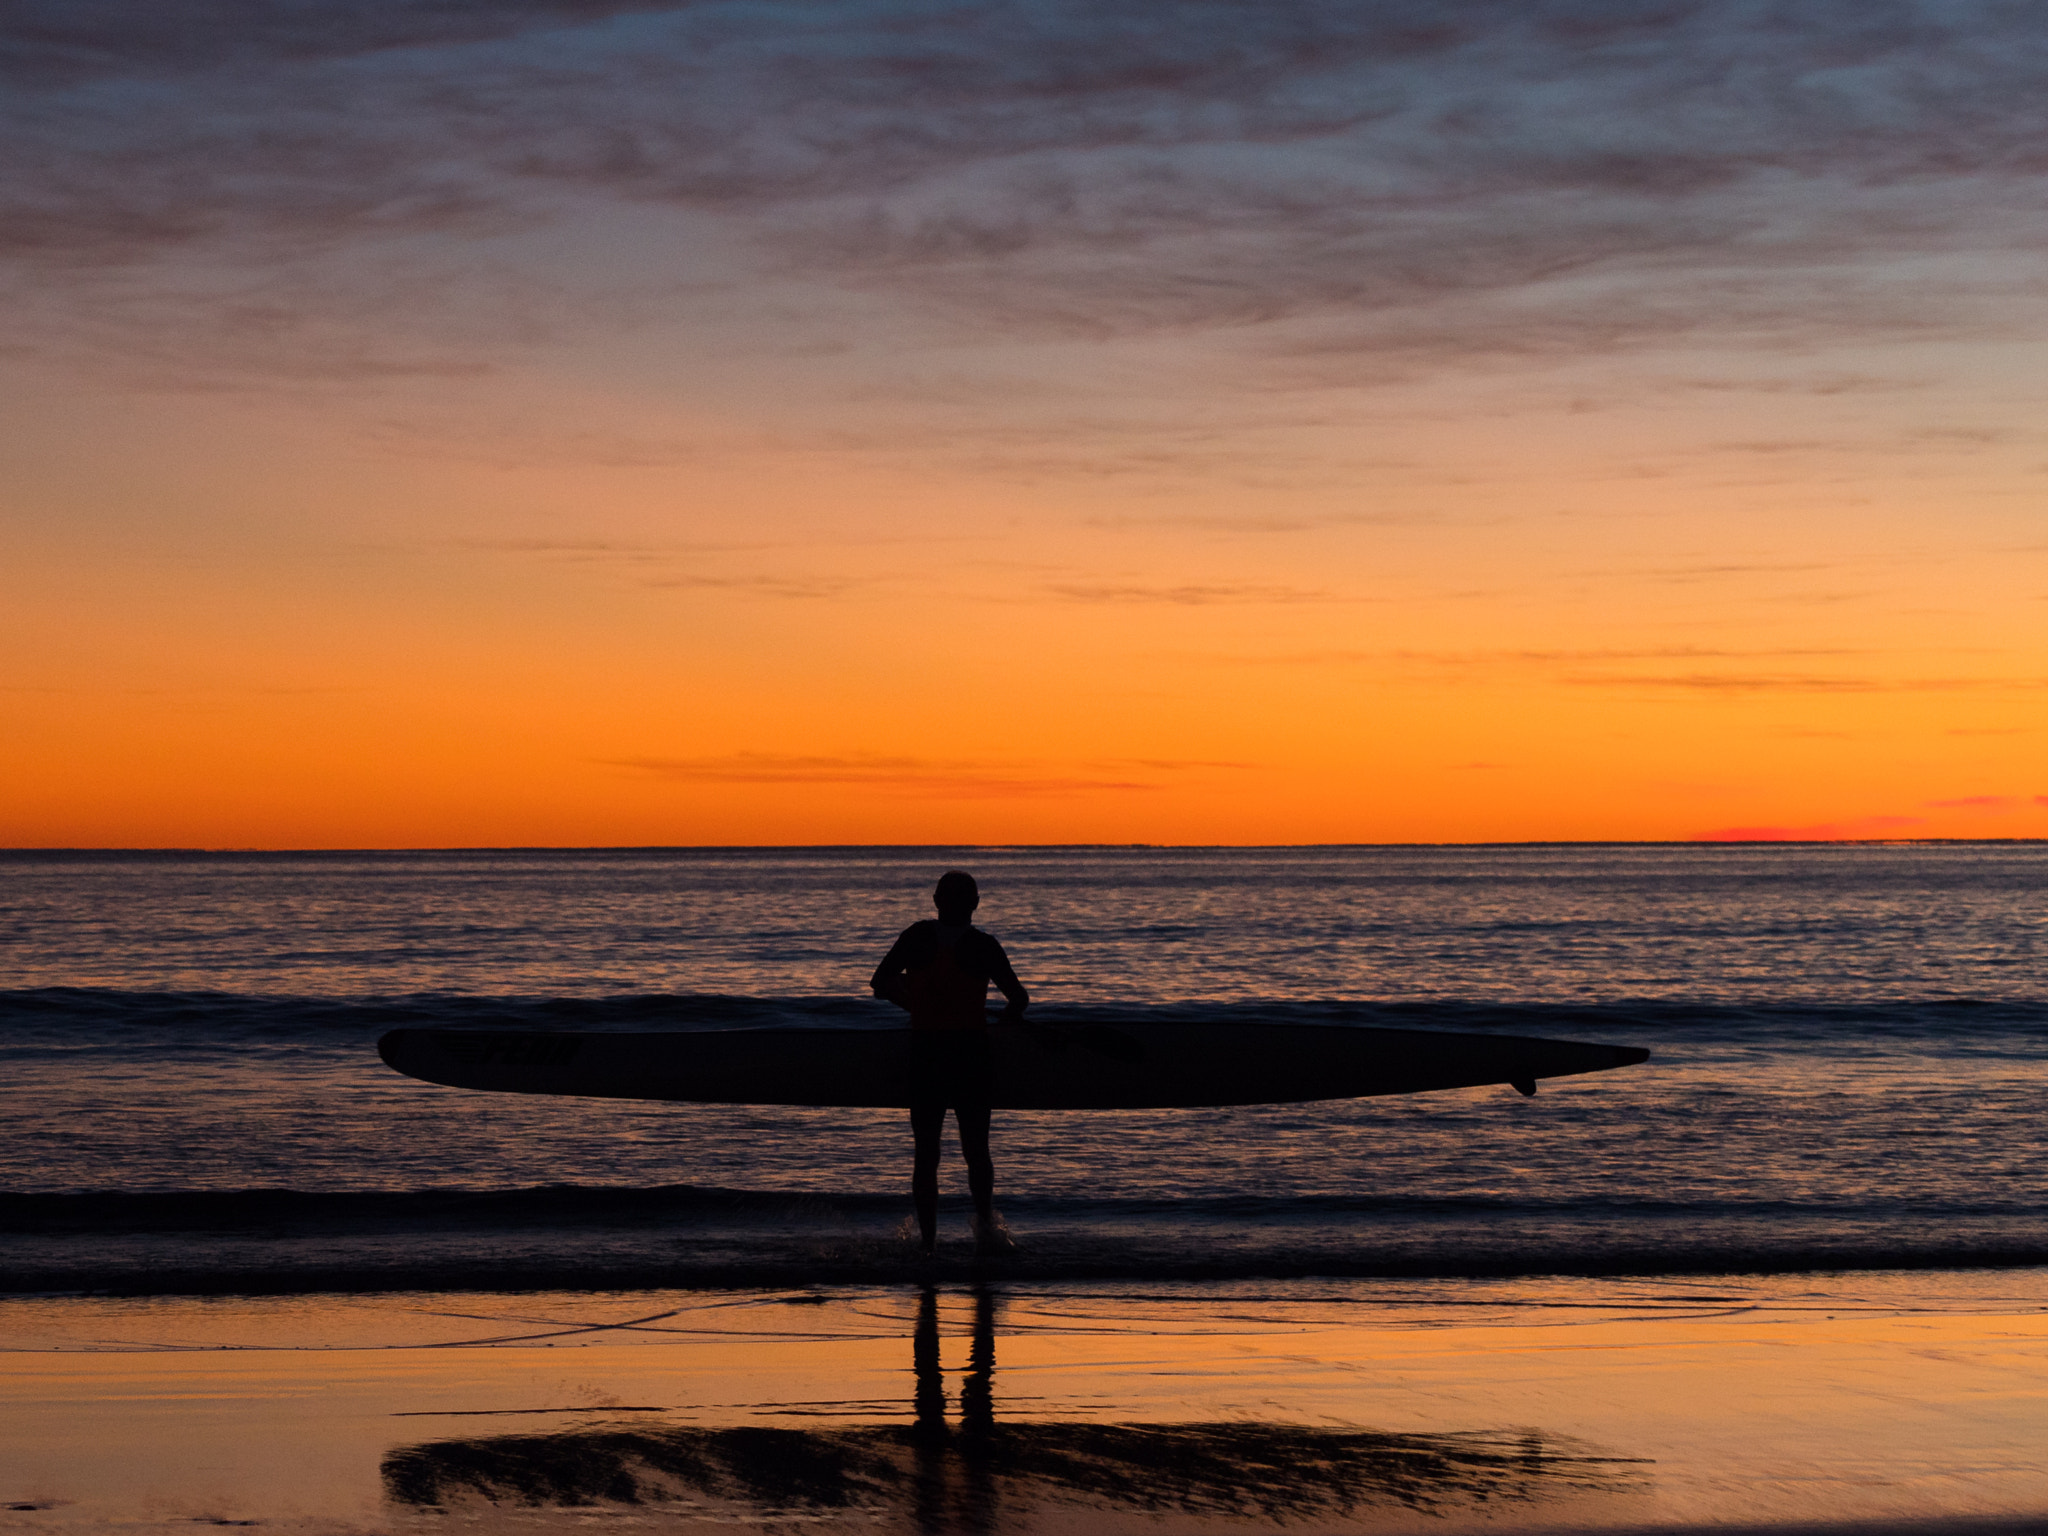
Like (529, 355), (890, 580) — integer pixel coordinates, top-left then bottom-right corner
(1047, 581), (1339, 605)
(12, 0), (2048, 387)
(1176, 651), (2048, 706)
(1113, 758), (1259, 772)
(1081, 508), (1435, 533)
(0, 1), (685, 91)
(1192, 645), (1865, 668)
(638, 574), (865, 599)
(1673, 373), (1930, 397)
(600, 752), (1195, 798)
(461, 538), (774, 560)
(1562, 673), (2048, 694)
(0, 681), (365, 697)
(462, 537), (879, 598)
(374, 423), (723, 469)
(1627, 562), (1838, 581)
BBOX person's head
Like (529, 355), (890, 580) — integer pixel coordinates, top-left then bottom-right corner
(933, 870), (979, 923)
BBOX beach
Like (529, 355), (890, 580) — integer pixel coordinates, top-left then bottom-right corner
(8, 1273), (2048, 1534)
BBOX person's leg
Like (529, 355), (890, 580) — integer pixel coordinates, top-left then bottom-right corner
(955, 1102), (995, 1225)
(911, 1102), (944, 1253)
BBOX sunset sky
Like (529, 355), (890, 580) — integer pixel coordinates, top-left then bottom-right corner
(5, 0), (2045, 847)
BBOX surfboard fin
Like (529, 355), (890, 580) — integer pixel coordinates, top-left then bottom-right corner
(1510, 1077), (1537, 1097)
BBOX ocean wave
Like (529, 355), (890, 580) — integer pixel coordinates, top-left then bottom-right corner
(12, 1184), (2048, 1232)
(8, 1183), (2048, 1297)
(5, 987), (2046, 1046)
(8, 1229), (2048, 1296)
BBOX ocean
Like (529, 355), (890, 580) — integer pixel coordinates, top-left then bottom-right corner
(3, 843), (2044, 1294)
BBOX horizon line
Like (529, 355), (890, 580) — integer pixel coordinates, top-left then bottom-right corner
(5, 838), (2046, 857)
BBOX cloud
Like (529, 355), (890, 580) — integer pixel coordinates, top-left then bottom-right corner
(0, 1), (686, 90)
(638, 574), (865, 599)
(1046, 581), (1338, 605)
(1571, 561), (1843, 585)
(1192, 645), (1864, 668)
(1111, 758), (1258, 771)
(1673, 373), (1929, 397)
(1571, 672), (1890, 693)
(12, 0), (2048, 387)
(1925, 795), (2020, 810)
(1694, 814), (1927, 842)
(1562, 673), (2048, 694)
(599, 752), (1168, 798)
(462, 537), (768, 559)
(1492, 646), (1855, 663)
(377, 424), (724, 469)
(1081, 509), (1433, 533)
(461, 537), (883, 598)
(3, 681), (364, 697)
(1177, 652), (2048, 704)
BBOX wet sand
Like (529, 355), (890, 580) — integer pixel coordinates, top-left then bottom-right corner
(5, 1271), (2048, 1535)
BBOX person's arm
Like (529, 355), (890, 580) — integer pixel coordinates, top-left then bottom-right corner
(870, 925), (920, 1011)
(983, 935), (1029, 1019)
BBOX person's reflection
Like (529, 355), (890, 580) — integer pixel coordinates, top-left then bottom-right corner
(957, 1286), (997, 1531)
(378, 1291), (1645, 1525)
(960, 1285), (996, 1434)
(911, 1284), (1000, 1536)
(913, 1288), (948, 1440)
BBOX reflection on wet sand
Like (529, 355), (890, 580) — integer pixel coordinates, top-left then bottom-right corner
(382, 1286), (1647, 1531)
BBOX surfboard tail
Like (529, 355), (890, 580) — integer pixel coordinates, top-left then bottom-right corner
(1509, 1041), (1648, 1095)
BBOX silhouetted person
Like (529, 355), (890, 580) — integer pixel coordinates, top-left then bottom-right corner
(872, 871), (1028, 1257)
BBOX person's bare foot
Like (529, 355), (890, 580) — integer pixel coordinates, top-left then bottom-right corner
(900, 1215), (937, 1259)
(971, 1212), (1016, 1256)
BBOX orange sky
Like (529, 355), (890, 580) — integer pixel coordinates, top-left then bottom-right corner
(4, 4), (2045, 847)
